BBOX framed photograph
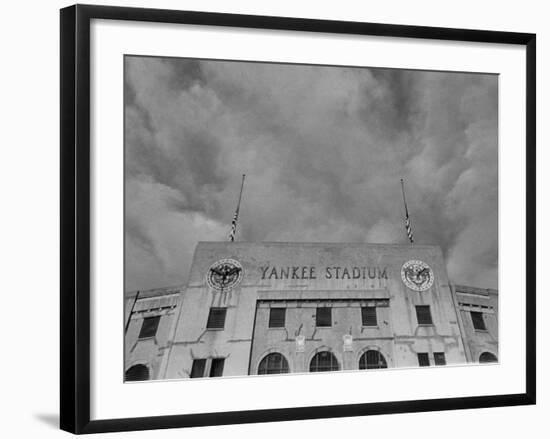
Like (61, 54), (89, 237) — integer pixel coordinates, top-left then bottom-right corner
(60, 4), (536, 434)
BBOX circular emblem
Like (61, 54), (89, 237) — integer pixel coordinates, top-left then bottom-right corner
(206, 258), (243, 291)
(401, 260), (434, 291)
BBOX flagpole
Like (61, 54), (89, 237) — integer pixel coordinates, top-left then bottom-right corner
(400, 178), (414, 244)
(229, 174), (246, 242)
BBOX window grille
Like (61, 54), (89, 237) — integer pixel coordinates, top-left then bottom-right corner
(361, 307), (378, 326)
(206, 308), (227, 329)
(359, 350), (388, 369)
(316, 307), (332, 327)
(417, 353), (430, 367)
(471, 311), (487, 330)
(258, 353), (290, 375)
(124, 364), (150, 381)
(415, 305), (433, 325)
(190, 359), (206, 378)
(138, 315), (160, 339)
(209, 358), (225, 377)
(269, 308), (286, 328)
(434, 352), (446, 366)
(310, 351), (339, 372)
(479, 352), (498, 363)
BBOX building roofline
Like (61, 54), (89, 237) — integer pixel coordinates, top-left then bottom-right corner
(124, 284), (185, 299)
(454, 284), (498, 295)
(195, 241), (442, 249)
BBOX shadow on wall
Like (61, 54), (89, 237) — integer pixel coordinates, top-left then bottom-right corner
(34, 413), (59, 429)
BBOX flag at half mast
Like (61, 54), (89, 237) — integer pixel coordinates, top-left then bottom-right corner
(400, 178), (414, 244)
(229, 174), (246, 242)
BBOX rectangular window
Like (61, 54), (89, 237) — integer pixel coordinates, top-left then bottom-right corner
(138, 315), (160, 339)
(361, 307), (377, 326)
(206, 307), (226, 329)
(316, 307), (332, 327)
(471, 311), (487, 330)
(417, 353), (430, 367)
(190, 359), (206, 378)
(434, 352), (447, 366)
(269, 308), (286, 328)
(209, 358), (225, 377)
(415, 305), (433, 325)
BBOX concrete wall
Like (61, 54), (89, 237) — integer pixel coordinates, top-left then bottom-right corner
(124, 288), (182, 380)
(123, 243), (499, 381)
(250, 299), (394, 374)
(160, 281), (256, 379)
(453, 285), (499, 363)
(157, 242), (473, 379)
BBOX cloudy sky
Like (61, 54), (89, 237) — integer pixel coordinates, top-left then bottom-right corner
(125, 56), (498, 292)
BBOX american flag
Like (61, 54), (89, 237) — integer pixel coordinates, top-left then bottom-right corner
(229, 208), (239, 242)
(405, 211), (414, 244)
(229, 174), (246, 242)
(401, 179), (414, 244)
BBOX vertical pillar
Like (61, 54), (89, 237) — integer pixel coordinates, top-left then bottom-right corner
(343, 335), (355, 370)
(295, 336), (306, 373)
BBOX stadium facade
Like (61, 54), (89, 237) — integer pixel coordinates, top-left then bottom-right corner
(124, 242), (498, 381)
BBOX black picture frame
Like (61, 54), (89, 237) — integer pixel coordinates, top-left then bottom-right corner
(60, 4), (536, 434)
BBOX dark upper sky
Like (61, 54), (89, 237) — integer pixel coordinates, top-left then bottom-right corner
(124, 56), (498, 292)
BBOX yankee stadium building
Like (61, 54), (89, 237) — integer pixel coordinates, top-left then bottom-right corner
(124, 241), (498, 381)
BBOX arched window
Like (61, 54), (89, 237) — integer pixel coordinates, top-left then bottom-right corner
(125, 364), (150, 381)
(258, 353), (290, 375)
(310, 351), (339, 372)
(479, 352), (498, 363)
(359, 350), (388, 369)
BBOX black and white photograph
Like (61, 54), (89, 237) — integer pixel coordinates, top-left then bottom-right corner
(124, 56), (499, 382)
(0, 0), (543, 436)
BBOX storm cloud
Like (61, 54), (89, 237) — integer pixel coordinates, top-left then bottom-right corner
(125, 56), (498, 292)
